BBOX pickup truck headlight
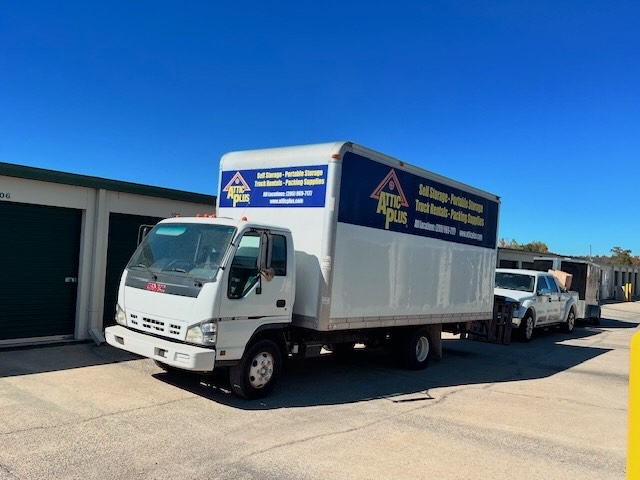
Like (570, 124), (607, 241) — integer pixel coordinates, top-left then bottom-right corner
(511, 302), (523, 318)
(115, 304), (127, 326)
(186, 319), (218, 346)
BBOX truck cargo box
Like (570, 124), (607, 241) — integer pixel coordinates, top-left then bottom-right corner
(218, 142), (500, 332)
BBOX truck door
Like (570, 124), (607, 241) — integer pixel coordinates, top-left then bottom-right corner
(545, 275), (564, 322)
(535, 276), (553, 324)
(217, 230), (293, 339)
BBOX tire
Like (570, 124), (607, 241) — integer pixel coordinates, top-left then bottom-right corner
(230, 339), (282, 399)
(562, 308), (576, 333)
(399, 328), (431, 370)
(518, 313), (534, 342)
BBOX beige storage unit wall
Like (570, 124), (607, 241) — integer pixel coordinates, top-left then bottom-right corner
(0, 162), (215, 346)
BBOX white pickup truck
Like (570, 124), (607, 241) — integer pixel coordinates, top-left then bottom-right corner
(494, 268), (578, 341)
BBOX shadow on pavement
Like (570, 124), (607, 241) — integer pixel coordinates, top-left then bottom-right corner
(591, 317), (639, 328)
(0, 323), (619, 405)
(0, 342), (140, 378)
(152, 325), (613, 410)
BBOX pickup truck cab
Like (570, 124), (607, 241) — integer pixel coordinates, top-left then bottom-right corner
(494, 268), (578, 341)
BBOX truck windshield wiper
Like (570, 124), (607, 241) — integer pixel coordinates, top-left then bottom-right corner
(167, 268), (203, 287)
(133, 263), (157, 280)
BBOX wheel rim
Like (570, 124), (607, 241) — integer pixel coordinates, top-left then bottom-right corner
(567, 311), (575, 330)
(525, 317), (534, 339)
(248, 351), (274, 389)
(415, 336), (429, 362)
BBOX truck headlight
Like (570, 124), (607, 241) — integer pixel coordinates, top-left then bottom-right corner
(115, 304), (127, 326)
(186, 319), (217, 346)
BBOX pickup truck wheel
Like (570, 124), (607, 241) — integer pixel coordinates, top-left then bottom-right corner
(230, 339), (281, 399)
(519, 313), (534, 342)
(562, 309), (576, 333)
(401, 328), (431, 370)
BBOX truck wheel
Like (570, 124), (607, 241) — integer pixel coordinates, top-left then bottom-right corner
(401, 328), (431, 370)
(562, 309), (576, 333)
(230, 339), (282, 399)
(519, 313), (534, 342)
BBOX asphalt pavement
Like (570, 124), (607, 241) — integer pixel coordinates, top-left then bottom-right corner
(1, 302), (638, 479)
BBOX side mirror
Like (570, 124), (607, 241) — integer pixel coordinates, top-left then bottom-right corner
(256, 231), (274, 294)
(258, 231), (272, 270)
(137, 225), (154, 245)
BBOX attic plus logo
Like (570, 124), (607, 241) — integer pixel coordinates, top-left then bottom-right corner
(223, 172), (251, 207)
(370, 169), (409, 230)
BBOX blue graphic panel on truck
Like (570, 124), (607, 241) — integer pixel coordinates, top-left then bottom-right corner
(219, 165), (328, 208)
(337, 152), (499, 249)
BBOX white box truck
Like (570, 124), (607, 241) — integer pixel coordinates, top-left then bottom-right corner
(105, 142), (500, 398)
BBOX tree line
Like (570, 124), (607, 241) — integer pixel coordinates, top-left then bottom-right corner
(498, 239), (640, 266)
(591, 247), (640, 266)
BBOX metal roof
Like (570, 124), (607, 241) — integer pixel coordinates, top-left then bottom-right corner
(0, 161), (216, 205)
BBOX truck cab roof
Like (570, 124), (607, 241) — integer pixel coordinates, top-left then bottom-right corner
(158, 216), (292, 234)
(496, 268), (545, 277)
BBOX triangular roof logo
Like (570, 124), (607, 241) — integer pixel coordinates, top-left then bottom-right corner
(222, 171), (251, 192)
(370, 169), (409, 207)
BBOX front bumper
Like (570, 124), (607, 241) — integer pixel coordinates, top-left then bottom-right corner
(105, 325), (216, 372)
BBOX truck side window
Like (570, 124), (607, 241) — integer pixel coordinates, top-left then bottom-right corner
(271, 234), (287, 276)
(536, 276), (550, 294)
(546, 276), (560, 293)
(228, 233), (260, 299)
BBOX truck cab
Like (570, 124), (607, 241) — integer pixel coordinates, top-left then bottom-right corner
(106, 216), (295, 397)
(494, 268), (578, 341)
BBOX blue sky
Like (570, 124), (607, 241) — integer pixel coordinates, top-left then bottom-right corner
(1, 1), (638, 257)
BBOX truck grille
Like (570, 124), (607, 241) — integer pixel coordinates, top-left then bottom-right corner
(128, 312), (183, 339)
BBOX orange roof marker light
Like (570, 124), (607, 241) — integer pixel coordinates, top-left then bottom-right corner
(241, 216), (248, 221)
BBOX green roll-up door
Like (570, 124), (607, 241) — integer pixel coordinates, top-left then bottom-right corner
(103, 213), (163, 328)
(0, 202), (81, 340)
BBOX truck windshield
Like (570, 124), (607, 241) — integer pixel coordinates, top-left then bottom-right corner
(495, 272), (535, 292)
(127, 223), (236, 282)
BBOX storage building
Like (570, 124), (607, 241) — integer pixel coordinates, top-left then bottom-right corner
(0, 162), (215, 347)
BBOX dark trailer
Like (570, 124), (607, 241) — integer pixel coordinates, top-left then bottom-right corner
(533, 257), (601, 324)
